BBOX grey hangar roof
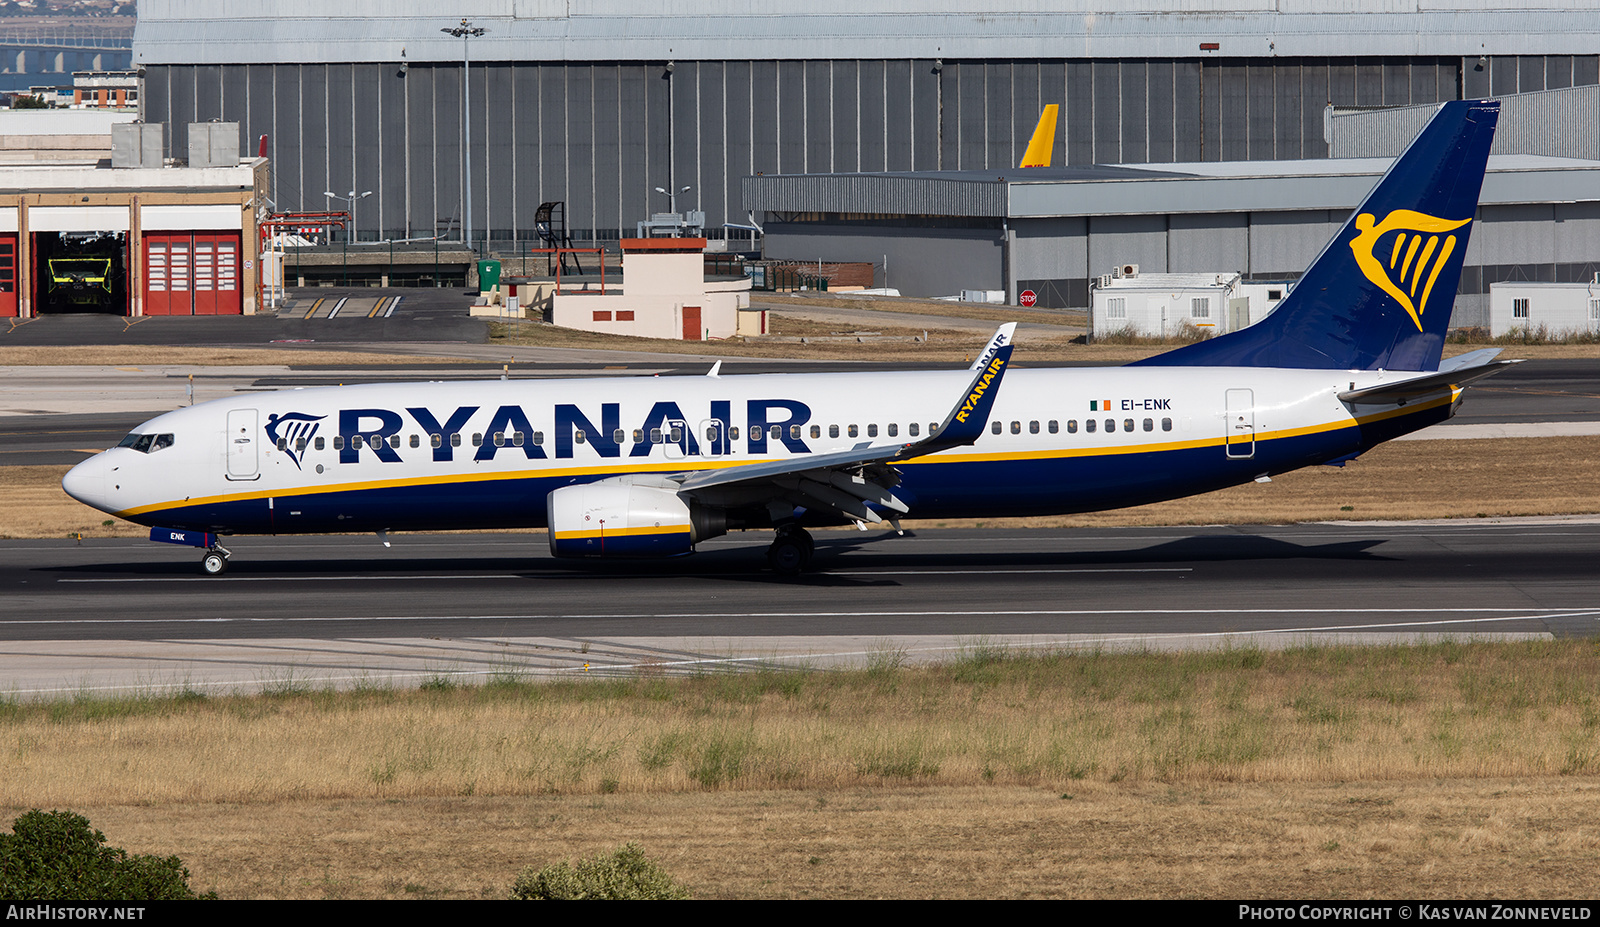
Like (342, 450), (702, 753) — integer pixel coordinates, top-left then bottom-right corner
(132, 1), (1600, 64)
(743, 156), (1600, 220)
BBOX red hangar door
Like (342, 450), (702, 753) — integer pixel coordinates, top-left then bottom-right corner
(144, 232), (241, 315)
(0, 234), (16, 317)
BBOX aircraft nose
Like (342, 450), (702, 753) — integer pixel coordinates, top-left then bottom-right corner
(62, 454), (112, 512)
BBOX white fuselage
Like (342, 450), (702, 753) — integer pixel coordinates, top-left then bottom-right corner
(62, 365), (1453, 537)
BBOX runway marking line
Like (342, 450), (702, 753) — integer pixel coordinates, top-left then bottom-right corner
(6, 607), (1598, 627)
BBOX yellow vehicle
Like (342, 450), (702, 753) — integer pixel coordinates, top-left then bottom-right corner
(47, 257), (114, 310)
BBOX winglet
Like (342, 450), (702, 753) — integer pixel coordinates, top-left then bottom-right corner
(707, 360), (722, 378)
(1019, 105), (1058, 169)
(969, 322), (1017, 371)
(919, 325), (1015, 454)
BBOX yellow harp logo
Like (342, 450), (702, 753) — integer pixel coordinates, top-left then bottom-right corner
(1349, 209), (1471, 332)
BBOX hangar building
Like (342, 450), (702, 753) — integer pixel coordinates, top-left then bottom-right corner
(132, 1), (1600, 248)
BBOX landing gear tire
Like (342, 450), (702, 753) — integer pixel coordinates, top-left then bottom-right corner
(201, 551), (228, 576)
(767, 526), (814, 577)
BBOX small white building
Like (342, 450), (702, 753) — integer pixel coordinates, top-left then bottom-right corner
(1089, 266), (1290, 340)
(1489, 280), (1600, 337)
(550, 238), (752, 341)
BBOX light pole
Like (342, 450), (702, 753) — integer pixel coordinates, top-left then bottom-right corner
(653, 185), (692, 234)
(324, 189), (372, 285)
(443, 18), (487, 255)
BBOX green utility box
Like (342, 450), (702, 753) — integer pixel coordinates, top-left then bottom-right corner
(477, 259), (502, 293)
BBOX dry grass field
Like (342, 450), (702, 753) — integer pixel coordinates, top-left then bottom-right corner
(3, 642), (1598, 899)
(0, 346), (480, 367)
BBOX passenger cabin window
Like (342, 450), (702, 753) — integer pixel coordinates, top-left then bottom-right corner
(848, 425), (859, 438)
(991, 421), (1002, 435)
(1010, 421), (1021, 434)
(829, 424), (840, 438)
(1143, 418), (1154, 432)
(334, 436), (346, 450)
(1162, 418), (1173, 432)
(1123, 419), (1134, 432)
(431, 434), (443, 448)
(315, 436), (325, 450)
(276, 437), (287, 450)
(810, 425), (821, 439)
(1066, 420), (1077, 433)
(410, 434), (420, 448)
(1048, 420), (1059, 434)
(909, 423), (919, 437)
(650, 428), (663, 443)
(867, 424), (878, 437)
(887, 423), (898, 437)
(471, 433), (482, 447)
(1085, 419), (1096, 433)
(1029, 420), (1040, 434)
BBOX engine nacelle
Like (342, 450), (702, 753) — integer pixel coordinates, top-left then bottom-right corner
(547, 480), (723, 558)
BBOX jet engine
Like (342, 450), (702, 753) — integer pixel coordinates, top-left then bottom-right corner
(547, 479), (725, 558)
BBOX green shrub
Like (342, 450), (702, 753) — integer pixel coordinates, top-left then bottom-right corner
(510, 843), (690, 900)
(0, 810), (214, 900)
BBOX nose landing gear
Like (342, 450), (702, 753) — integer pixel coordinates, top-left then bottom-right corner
(200, 542), (232, 576)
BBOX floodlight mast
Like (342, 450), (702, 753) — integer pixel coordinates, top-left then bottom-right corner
(442, 18), (488, 254)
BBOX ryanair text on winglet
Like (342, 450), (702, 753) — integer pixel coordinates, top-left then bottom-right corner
(954, 356), (1007, 424)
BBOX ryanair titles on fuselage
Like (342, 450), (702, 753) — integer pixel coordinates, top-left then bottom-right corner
(322, 398), (816, 464)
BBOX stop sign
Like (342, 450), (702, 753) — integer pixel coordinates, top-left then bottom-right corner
(1019, 289), (1037, 307)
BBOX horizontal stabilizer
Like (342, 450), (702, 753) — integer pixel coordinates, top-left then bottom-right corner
(1339, 354), (1521, 404)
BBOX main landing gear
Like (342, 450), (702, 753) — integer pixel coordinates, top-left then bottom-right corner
(767, 525), (814, 576)
(200, 542), (232, 576)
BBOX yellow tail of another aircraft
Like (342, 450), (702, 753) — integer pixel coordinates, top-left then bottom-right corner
(1019, 104), (1058, 168)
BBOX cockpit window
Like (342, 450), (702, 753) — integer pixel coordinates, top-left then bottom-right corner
(116, 433), (174, 453)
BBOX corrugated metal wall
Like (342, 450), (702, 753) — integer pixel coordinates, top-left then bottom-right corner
(1330, 82), (1600, 158)
(144, 54), (1588, 243)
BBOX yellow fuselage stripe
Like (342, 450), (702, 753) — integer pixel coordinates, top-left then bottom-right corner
(116, 394), (1455, 519)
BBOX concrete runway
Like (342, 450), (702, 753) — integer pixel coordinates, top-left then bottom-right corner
(2, 522), (1596, 697)
(5, 305), (1599, 697)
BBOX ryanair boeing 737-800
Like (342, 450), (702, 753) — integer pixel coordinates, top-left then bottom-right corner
(64, 99), (1515, 576)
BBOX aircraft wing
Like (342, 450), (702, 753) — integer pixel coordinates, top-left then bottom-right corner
(671, 324), (1016, 525)
(1338, 349), (1521, 404)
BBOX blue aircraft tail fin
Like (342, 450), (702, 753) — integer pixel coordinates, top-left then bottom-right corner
(1133, 98), (1499, 372)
